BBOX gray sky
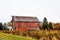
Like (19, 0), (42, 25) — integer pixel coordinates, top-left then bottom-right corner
(0, 0), (60, 23)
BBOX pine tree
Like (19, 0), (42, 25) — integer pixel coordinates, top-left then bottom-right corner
(48, 22), (53, 30)
(42, 17), (48, 30)
(0, 23), (3, 30)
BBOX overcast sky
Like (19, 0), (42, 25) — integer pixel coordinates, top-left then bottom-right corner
(0, 0), (60, 23)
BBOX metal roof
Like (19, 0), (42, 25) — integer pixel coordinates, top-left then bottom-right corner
(12, 16), (40, 22)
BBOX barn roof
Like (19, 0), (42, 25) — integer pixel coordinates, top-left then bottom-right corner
(12, 16), (40, 22)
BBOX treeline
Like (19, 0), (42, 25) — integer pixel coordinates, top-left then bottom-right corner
(39, 17), (60, 30)
(0, 22), (12, 30)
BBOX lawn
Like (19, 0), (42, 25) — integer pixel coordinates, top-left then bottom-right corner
(0, 32), (37, 40)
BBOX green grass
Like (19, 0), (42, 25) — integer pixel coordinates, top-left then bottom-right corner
(0, 32), (37, 40)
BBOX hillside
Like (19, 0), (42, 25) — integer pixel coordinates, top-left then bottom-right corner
(0, 32), (37, 40)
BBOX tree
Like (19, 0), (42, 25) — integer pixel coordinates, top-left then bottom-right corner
(3, 23), (8, 30)
(0, 23), (3, 30)
(48, 22), (53, 30)
(42, 17), (48, 30)
(7, 22), (12, 26)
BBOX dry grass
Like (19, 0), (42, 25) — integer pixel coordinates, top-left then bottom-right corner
(1, 30), (60, 40)
(0, 31), (37, 40)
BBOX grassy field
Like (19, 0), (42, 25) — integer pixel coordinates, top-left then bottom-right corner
(1, 30), (60, 40)
(0, 32), (37, 40)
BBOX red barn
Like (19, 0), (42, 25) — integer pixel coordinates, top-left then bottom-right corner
(11, 16), (40, 30)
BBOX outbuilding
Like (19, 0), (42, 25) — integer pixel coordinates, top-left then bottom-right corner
(11, 16), (40, 30)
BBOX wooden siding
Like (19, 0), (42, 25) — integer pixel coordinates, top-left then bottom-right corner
(15, 22), (39, 30)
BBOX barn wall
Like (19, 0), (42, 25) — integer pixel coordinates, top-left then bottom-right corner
(15, 22), (39, 30)
(11, 20), (16, 30)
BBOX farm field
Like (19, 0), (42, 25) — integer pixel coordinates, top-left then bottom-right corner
(1, 30), (60, 40)
(0, 32), (37, 40)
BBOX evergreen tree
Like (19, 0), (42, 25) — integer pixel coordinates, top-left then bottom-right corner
(48, 22), (53, 30)
(3, 23), (8, 30)
(0, 23), (3, 30)
(42, 17), (48, 30)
